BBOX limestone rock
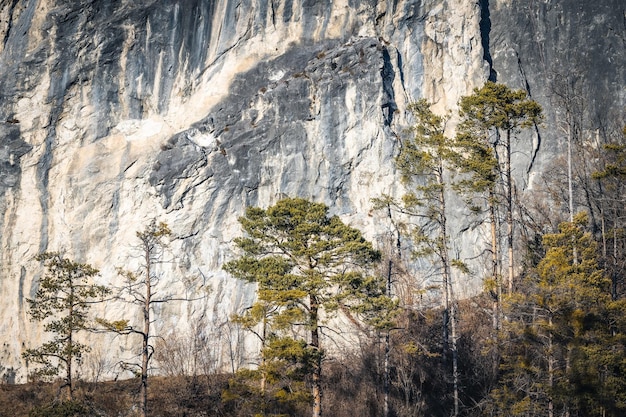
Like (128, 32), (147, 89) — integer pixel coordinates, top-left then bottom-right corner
(0, 0), (623, 382)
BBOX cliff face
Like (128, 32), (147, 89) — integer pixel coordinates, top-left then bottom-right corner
(487, 0), (626, 173)
(0, 0), (623, 382)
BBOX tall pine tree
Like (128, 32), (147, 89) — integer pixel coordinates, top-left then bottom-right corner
(396, 99), (463, 416)
(458, 82), (543, 296)
(224, 197), (392, 417)
(23, 252), (110, 400)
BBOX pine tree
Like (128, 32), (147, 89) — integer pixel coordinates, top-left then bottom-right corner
(395, 99), (463, 416)
(458, 82), (543, 296)
(490, 213), (626, 417)
(23, 252), (110, 400)
(454, 101), (503, 331)
(224, 197), (392, 417)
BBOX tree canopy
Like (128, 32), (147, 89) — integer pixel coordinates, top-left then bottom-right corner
(23, 252), (110, 400)
(224, 197), (394, 417)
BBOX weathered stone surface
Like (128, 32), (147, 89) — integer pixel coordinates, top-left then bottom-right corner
(487, 0), (626, 182)
(0, 0), (623, 381)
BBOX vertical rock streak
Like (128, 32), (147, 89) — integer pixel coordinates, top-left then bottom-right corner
(479, 0), (496, 82)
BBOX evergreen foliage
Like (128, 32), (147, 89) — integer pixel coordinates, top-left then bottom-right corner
(457, 81), (543, 296)
(458, 82), (543, 134)
(222, 336), (314, 417)
(490, 213), (626, 417)
(11, 82), (625, 417)
(224, 197), (393, 417)
(394, 98), (463, 416)
(22, 253), (110, 400)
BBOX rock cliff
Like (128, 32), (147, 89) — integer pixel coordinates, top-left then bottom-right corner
(0, 0), (623, 382)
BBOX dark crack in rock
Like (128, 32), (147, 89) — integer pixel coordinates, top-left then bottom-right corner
(150, 38), (392, 216)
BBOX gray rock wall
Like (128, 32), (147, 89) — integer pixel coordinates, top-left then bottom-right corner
(0, 0), (623, 382)
(488, 0), (625, 180)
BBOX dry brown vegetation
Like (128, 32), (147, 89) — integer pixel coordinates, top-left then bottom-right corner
(0, 296), (497, 417)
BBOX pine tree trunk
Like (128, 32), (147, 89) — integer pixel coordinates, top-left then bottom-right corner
(442, 235), (458, 416)
(311, 295), (322, 417)
(384, 331), (390, 417)
(439, 170), (458, 416)
(140, 246), (151, 417)
(450, 299), (459, 417)
(67, 284), (74, 401)
(548, 315), (554, 417)
(260, 315), (267, 395)
(506, 129), (514, 295)
(489, 190), (501, 381)
(439, 167), (450, 360)
(490, 190), (501, 331)
(383, 259), (392, 417)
